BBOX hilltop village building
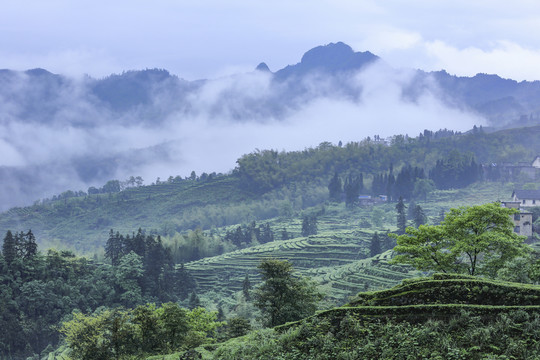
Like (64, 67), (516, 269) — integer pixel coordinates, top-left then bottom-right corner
(501, 200), (533, 238)
(495, 156), (540, 181)
(512, 189), (540, 207)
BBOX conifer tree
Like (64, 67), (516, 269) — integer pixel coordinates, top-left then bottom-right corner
(328, 172), (342, 202)
(2, 230), (16, 265)
(370, 232), (381, 257)
(23, 230), (37, 260)
(242, 273), (252, 301)
(344, 173), (363, 207)
(413, 205), (427, 228)
(302, 215), (318, 236)
(396, 196), (407, 235)
(188, 292), (201, 309)
(436, 209), (446, 225)
(105, 229), (124, 266)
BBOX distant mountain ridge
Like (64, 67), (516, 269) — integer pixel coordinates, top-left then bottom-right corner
(1, 42), (540, 211)
(1, 41), (539, 126)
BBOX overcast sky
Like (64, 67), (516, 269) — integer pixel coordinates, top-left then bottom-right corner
(2, 0), (540, 81)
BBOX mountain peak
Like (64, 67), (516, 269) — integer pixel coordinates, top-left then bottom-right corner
(275, 42), (379, 79)
(255, 62), (271, 72)
(300, 41), (354, 65)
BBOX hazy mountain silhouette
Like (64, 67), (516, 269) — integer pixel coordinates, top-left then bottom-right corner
(1, 42), (539, 126)
(1, 42), (540, 211)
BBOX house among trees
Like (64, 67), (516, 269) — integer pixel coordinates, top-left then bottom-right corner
(501, 201), (533, 238)
(493, 156), (540, 181)
(357, 194), (387, 206)
(511, 189), (540, 207)
(357, 195), (373, 206)
(533, 155), (540, 168)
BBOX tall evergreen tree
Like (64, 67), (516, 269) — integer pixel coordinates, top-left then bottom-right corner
(408, 200), (417, 220)
(129, 228), (146, 257)
(344, 173), (363, 207)
(370, 232), (382, 257)
(413, 205), (427, 228)
(22, 230), (37, 260)
(302, 215), (318, 237)
(2, 230), (16, 265)
(386, 174), (395, 202)
(105, 230), (124, 266)
(259, 223), (274, 243)
(396, 196), (407, 235)
(242, 273), (252, 301)
(174, 264), (196, 300)
(436, 209), (446, 225)
(328, 172), (342, 202)
(188, 292), (201, 309)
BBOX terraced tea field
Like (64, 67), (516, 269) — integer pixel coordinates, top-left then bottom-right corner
(183, 182), (523, 303)
(185, 226), (416, 302)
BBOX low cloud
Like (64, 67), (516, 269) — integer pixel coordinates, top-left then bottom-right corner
(372, 35), (540, 81)
(0, 61), (485, 211)
(424, 40), (540, 81)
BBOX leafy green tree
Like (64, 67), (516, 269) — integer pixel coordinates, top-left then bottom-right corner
(106, 309), (138, 360)
(529, 259), (540, 284)
(497, 256), (537, 284)
(413, 178), (435, 201)
(185, 307), (221, 349)
(157, 302), (188, 352)
(61, 303), (211, 358)
(115, 251), (144, 307)
(102, 180), (121, 193)
(391, 225), (455, 273)
(133, 304), (162, 353)
(391, 202), (530, 276)
(226, 317), (252, 338)
(60, 310), (118, 360)
(254, 259), (322, 327)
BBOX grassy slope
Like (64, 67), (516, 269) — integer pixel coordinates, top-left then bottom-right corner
(198, 275), (540, 360)
(0, 176), (252, 252)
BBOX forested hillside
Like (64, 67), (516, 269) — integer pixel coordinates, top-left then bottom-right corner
(1, 125), (540, 359)
(1, 125), (538, 252)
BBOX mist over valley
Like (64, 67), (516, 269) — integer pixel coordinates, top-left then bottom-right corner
(0, 42), (539, 210)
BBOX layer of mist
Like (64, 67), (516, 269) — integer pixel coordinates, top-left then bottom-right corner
(0, 44), (500, 210)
